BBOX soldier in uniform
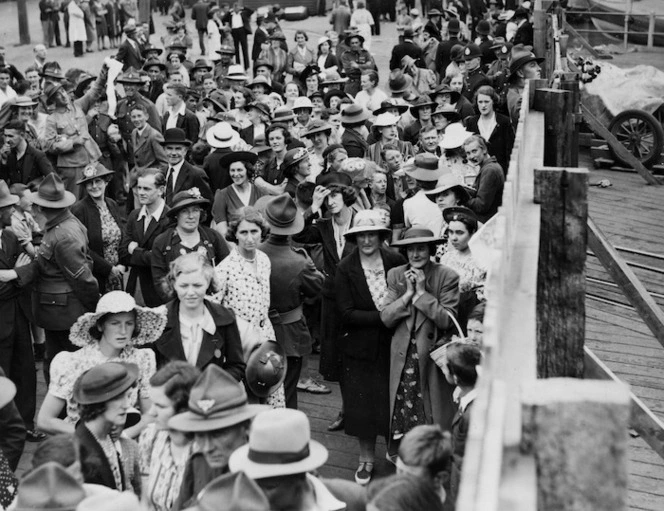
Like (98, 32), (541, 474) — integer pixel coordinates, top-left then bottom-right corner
(213, 45), (235, 86)
(340, 33), (376, 97)
(142, 58), (167, 104)
(259, 194), (324, 409)
(461, 43), (490, 102)
(486, 38), (513, 112)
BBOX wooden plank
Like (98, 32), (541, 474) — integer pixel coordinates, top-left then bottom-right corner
(533, 90), (576, 167)
(563, 20), (612, 59)
(580, 104), (661, 186)
(587, 217), (664, 349)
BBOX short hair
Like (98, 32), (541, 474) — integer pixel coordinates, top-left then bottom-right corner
(168, 252), (215, 287)
(266, 123), (293, 145)
(130, 103), (149, 115)
(381, 143), (400, 158)
(4, 119), (26, 133)
(169, 83), (188, 98)
(149, 361), (201, 414)
(468, 302), (485, 323)
(366, 475), (444, 511)
(137, 167), (167, 187)
(419, 124), (438, 138)
(447, 210), (478, 235)
(327, 185), (357, 207)
(14, 80), (30, 96)
(226, 206), (270, 243)
(473, 85), (500, 107)
(228, 159), (255, 179)
(294, 30), (308, 42)
(323, 144), (346, 163)
(361, 69), (379, 86)
(446, 342), (482, 387)
(25, 64), (40, 75)
(463, 133), (487, 155)
(190, 140), (210, 167)
(0, 67), (10, 76)
(78, 401), (108, 423)
(398, 425), (452, 479)
(232, 85), (255, 108)
(32, 434), (80, 469)
(202, 73), (214, 82)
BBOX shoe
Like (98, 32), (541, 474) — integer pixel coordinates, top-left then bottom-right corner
(327, 412), (344, 431)
(355, 462), (373, 485)
(26, 429), (46, 442)
(296, 378), (331, 394)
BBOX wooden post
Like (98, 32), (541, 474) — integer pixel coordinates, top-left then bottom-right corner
(533, 88), (574, 167)
(534, 167), (588, 378)
(533, 0), (547, 66)
(17, 0), (31, 45)
(647, 12), (656, 48)
(559, 80), (580, 167)
(521, 378), (630, 511)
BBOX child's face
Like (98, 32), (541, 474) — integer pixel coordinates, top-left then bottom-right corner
(18, 195), (33, 214)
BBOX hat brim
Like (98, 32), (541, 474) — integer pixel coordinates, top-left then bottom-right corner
(143, 62), (167, 71)
(403, 166), (443, 182)
(509, 56), (545, 77)
(344, 225), (390, 238)
(341, 110), (370, 125)
(73, 363), (139, 405)
(219, 151), (258, 167)
(267, 212), (304, 235)
(206, 129), (240, 149)
(0, 195), (20, 209)
(301, 126), (332, 138)
(440, 130), (473, 149)
(160, 139), (192, 147)
(77, 168), (115, 185)
(28, 189), (76, 208)
(228, 440), (329, 479)
(168, 404), (269, 432)
(75, 76), (97, 98)
(167, 197), (211, 218)
(391, 235), (443, 247)
(424, 183), (470, 203)
(373, 104), (409, 116)
(69, 305), (168, 348)
(389, 75), (413, 94)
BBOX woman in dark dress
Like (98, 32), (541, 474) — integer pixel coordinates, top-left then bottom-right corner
(336, 210), (405, 486)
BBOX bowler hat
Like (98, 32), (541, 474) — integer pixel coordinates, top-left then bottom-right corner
(246, 340), (287, 398)
(263, 193), (304, 235)
(14, 462), (86, 511)
(76, 162), (115, 185)
(0, 179), (19, 209)
(403, 153), (444, 181)
(476, 19), (491, 36)
(73, 362), (139, 405)
(206, 122), (240, 148)
(29, 173), (76, 208)
(391, 225), (443, 246)
(340, 104), (370, 125)
(463, 43), (482, 60)
(161, 128), (192, 147)
(344, 209), (390, 239)
(447, 17), (461, 33)
(193, 472), (269, 511)
(116, 67), (144, 84)
(167, 188), (210, 218)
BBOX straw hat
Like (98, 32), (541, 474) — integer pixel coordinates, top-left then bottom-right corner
(403, 153), (444, 182)
(0, 179), (19, 209)
(424, 173), (471, 203)
(29, 173), (76, 208)
(440, 123), (474, 149)
(263, 193), (304, 235)
(391, 226), (443, 246)
(372, 112), (401, 128)
(69, 291), (167, 347)
(206, 121), (240, 149)
(340, 104), (370, 125)
(344, 209), (390, 239)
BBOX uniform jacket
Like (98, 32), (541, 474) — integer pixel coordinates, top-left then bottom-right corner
(154, 298), (245, 378)
(380, 262), (460, 432)
(163, 160), (213, 206)
(119, 202), (171, 307)
(161, 108), (200, 144)
(16, 209), (99, 330)
(462, 67), (491, 101)
(0, 143), (54, 186)
(259, 235), (324, 357)
(116, 38), (145, 71)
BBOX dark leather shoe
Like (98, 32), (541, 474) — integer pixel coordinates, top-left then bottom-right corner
(26, 430), (46, 442)
(327, 413), (344, 431)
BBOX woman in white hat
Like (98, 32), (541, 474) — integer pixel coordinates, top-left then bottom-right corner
(367, 112), (415, 169)
(439, 123), (477, 185)
(37, 291), (167, 438)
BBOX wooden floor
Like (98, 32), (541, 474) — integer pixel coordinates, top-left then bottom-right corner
(585, 166), (664, 511)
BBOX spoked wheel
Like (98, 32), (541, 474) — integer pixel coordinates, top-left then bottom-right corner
(608, 109), (664, 168)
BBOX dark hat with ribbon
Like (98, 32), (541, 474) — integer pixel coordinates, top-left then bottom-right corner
(73, 362), (139, 405)
(142, 57), (167, 72)
(340, 103), (370, 125)
(476, 19), (491, 36)
(160, 127), (192, 147)
(116, 67), (144, 84)
(316, 170), (352, 188)
(193, 58), (213, 71)
(447, 17), (461, 33)
(219, 151), (259, 168)
(263, 193), (305, 235)
(432, 103), (461, 123)
(272, 106), (296, 123)
(509, 49), (545, 77)
(432, 83), (461, 104)
(247, 101), (272, 119)
(141, 43), (164, 56)
(29, 173), (76, 208)
(409, 94), (436, 115)
(74, 73), (96, 98)
(246, 340), (287, 397)
(387, 69), (413, 94)
(301, 120), (332, 138)
(372, 98), (409, 116)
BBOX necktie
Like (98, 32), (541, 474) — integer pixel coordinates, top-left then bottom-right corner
(166, 167), (174, 197)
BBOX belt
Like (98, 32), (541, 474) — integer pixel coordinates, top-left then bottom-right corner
(279, 305), (303, 325)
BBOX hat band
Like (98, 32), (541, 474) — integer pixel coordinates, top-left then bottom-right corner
(248, 444), (310, 464)
(213, 133), (234, 143)
(266, 210), (297, 228)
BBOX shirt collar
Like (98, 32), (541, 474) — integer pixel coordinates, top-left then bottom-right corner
(169, 102), (186, 117)
(453, 387), (478, 413)
(179, 306), (216, 335)
(45, 209), (73, 230)
(137, 200), (166, 222)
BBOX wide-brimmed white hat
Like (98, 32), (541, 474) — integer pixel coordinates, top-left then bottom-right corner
(69, 291), (167, 348)
(440, 123), (474, 150)
(372, 112), (401, 128)
(206, 121), (241, 149)
(229, 409), (328, 479)
(424, 173), (471, 203)
(344, 209), (390, 238)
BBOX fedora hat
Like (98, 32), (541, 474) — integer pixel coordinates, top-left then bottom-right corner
(476, 19), (491, 36)
(229, 409), (328, 479)
(372, 112), (401, 128)
(227, 64), (248, 81)
(428, 8), (443, 16)
(0, 179), (19, 209)
(73, 362), (139, 405)
(206, 122), (241, 149)
(443, 205), (478, 225)
(193, 58), (212, 71)
(409, 95), (436, 115)
(0, 376), (16, 409)
(116, 67), (143, 84)
(161, 127), (192, 147)
(372, 99), (409, 116)
(263, 193), (304, 235)
(14, 462), (86, 511)
(272, 106), (296, 123)
(29, 173), (76, 208)
(301, 120), (332, 138)
(388, 70), (413, 94)
(424, 173), (471, 203)
(76, 162), (114, 186)
(122, 23), (137, 35)
(498, 9), (515, 20)
(340, 104), (370, 125)
(391, 225), (443, 246)
(440, 122), (474, 149)
(403, 153), (443, 182)
(168, 365), (269, 432)
(193, 472), (269, 511)
(432, 103), (461, 123)
(344, 209), (390, 238)
(220, 151), (259, 169)
(141, 43), (163, 56)
(463, 43), (482, 60)
(246, 340), (287, 398)
(76, 491), (142, 511)
(69, 290), (168, 347)
(248, 75), (272, 92)
(167, 187), (210, 218)
(509, 50), (545, 78)
(142, 57), (167, 72)
(74, 73), (96, 98)
(253, 59), (274, 72)
(13, 95), (38, 108)
(445, 5), (460, 18)
(316, 170), (352, 188)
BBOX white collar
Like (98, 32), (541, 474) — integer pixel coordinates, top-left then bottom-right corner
(179, 306), (216, 335)
(169, 102), (186, 117)
(169, 160), (185, 173)
(137, 199), (166, 223)
(453, 387), (478, 413)
(307, 475), (346, 511)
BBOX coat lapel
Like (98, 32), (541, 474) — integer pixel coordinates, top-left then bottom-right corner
(174, 162), (189, 193)
(195, 331), (219, 368)
(156, 305), (188, 361)
(22, 148), (35, 183)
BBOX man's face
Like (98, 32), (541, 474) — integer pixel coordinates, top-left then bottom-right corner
(26, 71), (40, 87)
(295, 108), (311, 126)
(255, 66), (271, 79)
(136, 175), (163, 206)
(166, 88), (183, 107)
(169, 73), (183, 85)
(165, 144), (187, 165)
(53, 88), (70, 107)
(16, 107), (33, 123)
(0, 205), (13, 228)
(466, 57), (480, 72)
(421, 130), (438, 151)
(464, 140), (487, 166)
(0, 72), (10, 90)
(3, 129), (22, 149)
(131, 109), (148, 129)
(35, 46), (47, 59)
(194, 424), (248, 469)
(349, 37), (361, 51)
(124, 84), (139, 97)
(146, 66), (162, 80)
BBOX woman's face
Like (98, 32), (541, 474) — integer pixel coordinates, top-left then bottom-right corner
(174, 268), (209, 311)
(285, 83), (300, 98)
(148, 385), (176, 431)
(448, 220), (471, 252)
(305, 75), (319, 92)
(251, 84), (268, 96)
(406, 243), (431, 269)
(271, 39), (281, 49)
(102, 388), (132, 428)
(236, 220), (262, 253)
(319, 41), (330, 53)
(466, 319), (484, 346)
(357, 232), (381, 256)
(380, 124), (398, 141)
(436, 189), (459, 210)
(450, 75), (464, 93)
(248, 107), (261, 124)
(330, 150), (347, 171)
(85, 178), (107, 200)
(477, 94), (494, 116)
(433, 114), (450, 131)
(296, 156), (311, 177)
(329, 96), (341, 110)
(360, 74), (374, 91)
(418, 106), (432, 122)
(371, 172), (387, 195)
(98, 311), (136, 353)
(296, 33), (307, 46)
(326, 191), (344, 215)
(233, 91), (246, 108)
(169, 54), (182, 65)
(268, 129), (286, 153)
(229, 161), (248, 185)
(176, 206), (202, 233)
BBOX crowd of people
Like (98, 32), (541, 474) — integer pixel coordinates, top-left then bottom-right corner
(0, 0), (544, 509)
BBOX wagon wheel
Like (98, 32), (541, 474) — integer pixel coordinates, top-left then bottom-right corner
(608, 109), (664, 168)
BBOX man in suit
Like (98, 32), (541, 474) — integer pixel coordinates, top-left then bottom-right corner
(222, 2), (252, 69)
(252, 13), (276, 62)
(115, 24), (144, 71)
(191, 0), (210, 56)
(513, 7), (534, 47)
(119, 167), (171, 307)
(160, 127), (212, 206)
(162, 83), (200, 143)
(389, 27), (424, 71)
(435, 18), (461, 76)
(0, 120), (54, 187)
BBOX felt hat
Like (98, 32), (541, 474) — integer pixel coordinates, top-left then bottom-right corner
(142, 57), (167, 72)
(253, 59), (274, 72)
(76, 162), (115, 185)
(13, 95), (38, 108)
(0, 376), (16, 409)
(74, 73), (96, 98)
(440, 122), (474, 149)
(388, 70), (413, 94)
(463, 43), (482, 60)
(43, 81), (64, 103)
(300, 65), (321, 83)
(344, 209), (390, 238)
(168, 365), (269, 432)
(442, 205), (478, 225)
(0, 179), (19, 209)
(247, 75), (272, 92)
(282, 147), (310, 171)
(205, 90), (230, 113)
(246, 340), (287, 398)
(447, 17), (461, 33)
(193, 58), (212, 71)
(391, 225), (443, 246)
(445, 5), (460, 18)
(372, 99), (409, 116)
(141, 43), (163, 56)
(161, 128), (192, 147)
(122, 23), (137, 35)
(292, 96), (314, 110)
(424, 173), (471, 203)
(193, 472), (269, 511)
(226, 64), (248, 81)
(432, 103), (461, 123)
(219, 151), (259, 169)
(247, 101), (272, 119)
(217, 44), (236, 55)
(272, 106), (297, 123)
(206, 121), (241, 148)
(316, 171), (352, 188)
(428, 8), (443, 16)
(116, 67), (143, 84)
(403, 153), (444, 181)
(14, 462), (86, 511)
(476, 19), (491, 36)
(509, 50), (545, 77)
(229, 409), (328, 479)
(69, 290), (167, 347)
(167, 187), (210, 218)
(73, 362), (139, 405)
(320, 71), (348, 87)
(340, 104), (370, 125)
(409, 94), (436, 115)
(262, 193), (305, 235)
(28, 173), (76, 208)
(301, 120), (332, 138)
(344, 29), (364, 44)
(372, 112), (401, 128)
(76, 491), (142, 511)
(41, 63), (65, 80)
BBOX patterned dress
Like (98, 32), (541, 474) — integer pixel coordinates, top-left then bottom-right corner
(212, 248), (285, 408)
(97, 200), (123, 291)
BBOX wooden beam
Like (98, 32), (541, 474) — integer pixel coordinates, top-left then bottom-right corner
(535, 167), (588, 378)
(533, 0), (547, 65)
(533, 89), (575, 167)
(562, 21), (613, 60)
(587, 217), (664, 347)
(584, 347), (664, 461)
(580, 103), (661, 186)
